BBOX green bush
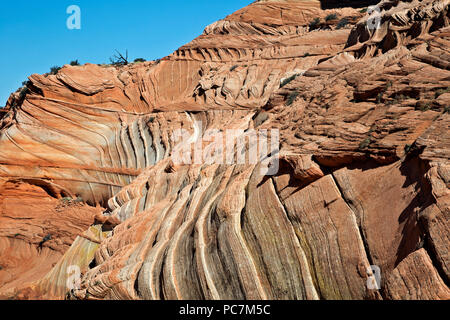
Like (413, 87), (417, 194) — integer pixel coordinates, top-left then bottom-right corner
(325, 14), (338, 21)
(49, 66), (61, 75)
(336, 18), (349, 30)
(415, 101), (431, 111)
(70, 60), (80, 66)
(359, 137), (372, 150)
(309, 18), (321, 29)
(134, 58), (146, 63)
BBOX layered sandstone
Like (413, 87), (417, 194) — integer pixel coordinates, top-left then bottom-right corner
(0, 0), (448, 300)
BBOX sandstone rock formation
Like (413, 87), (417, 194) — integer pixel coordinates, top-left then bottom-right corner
(0, 181), (103, 299)
(0, 0), (448, 300)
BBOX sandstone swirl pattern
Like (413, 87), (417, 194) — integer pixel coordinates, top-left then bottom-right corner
(0, 0), (448, 300)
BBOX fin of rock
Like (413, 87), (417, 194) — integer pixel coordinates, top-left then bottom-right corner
(0, 0), (448, 300)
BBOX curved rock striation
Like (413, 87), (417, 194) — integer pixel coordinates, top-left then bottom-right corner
(0, 181), (103, 299)
(0, 0), (448, 300)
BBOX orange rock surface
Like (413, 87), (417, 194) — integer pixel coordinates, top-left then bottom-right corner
(0, 0), (448, 300)
(0, 181), (102, 299)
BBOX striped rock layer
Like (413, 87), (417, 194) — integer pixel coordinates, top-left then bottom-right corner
(0, 0), (449, 300)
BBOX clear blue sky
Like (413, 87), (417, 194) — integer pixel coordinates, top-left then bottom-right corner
(0, 0), (253, 105)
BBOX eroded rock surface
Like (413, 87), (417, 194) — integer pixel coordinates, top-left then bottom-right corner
(0, 181), (102, 298)
(0, 0), (448, 300)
